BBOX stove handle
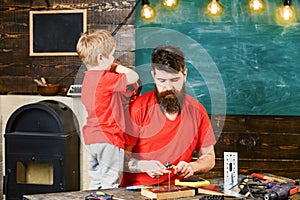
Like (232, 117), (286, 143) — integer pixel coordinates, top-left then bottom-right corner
(3, 169), (10, 195)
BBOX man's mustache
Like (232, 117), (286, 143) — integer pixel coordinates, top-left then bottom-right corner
(158, 90), (177, 98)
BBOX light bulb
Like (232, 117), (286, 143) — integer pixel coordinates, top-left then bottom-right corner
(275, 0), (297, 24)
(141, 4), (156, 21)
(280, 5), (296, 21)
(249, 0), (265, 13)
(207, 0), (223, 17)
(163, 0), (179, 9)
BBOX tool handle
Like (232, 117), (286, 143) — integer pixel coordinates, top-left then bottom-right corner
(251, 173), (285, 182)
(289, 186), (299, 195)
(251, 173), (265, 179)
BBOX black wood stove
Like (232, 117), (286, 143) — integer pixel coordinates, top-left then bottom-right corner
(3, 100), (80, 200)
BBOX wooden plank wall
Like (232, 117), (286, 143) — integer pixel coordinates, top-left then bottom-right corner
(0, 0), (136, 93)
(202, 115), (300, 180)
(0, 0), (136, 197)
(1, 0), (299, 197)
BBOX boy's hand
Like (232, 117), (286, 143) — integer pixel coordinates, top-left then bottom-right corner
(114, 59), (121, 65)
(109, 59), (121, 73)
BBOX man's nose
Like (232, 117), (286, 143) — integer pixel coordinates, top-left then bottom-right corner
(163, 81), (173, 90)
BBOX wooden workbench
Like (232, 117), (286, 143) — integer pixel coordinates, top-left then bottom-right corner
(22, 187), (300, 200)
(22, 177), (300, 200)
(23, 187), (236, 200)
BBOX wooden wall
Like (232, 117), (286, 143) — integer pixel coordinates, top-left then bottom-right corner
(0, 0), (136, 197)
(0, 0), (136, 93)
(202, 115), (300, 180)
(0, 0), (299, 196)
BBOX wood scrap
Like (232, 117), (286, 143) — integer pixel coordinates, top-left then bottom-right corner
(141, 185), (195, 199)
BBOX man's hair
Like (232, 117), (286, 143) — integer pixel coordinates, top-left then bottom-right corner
(76, 29), (116, 67)
(151, 45), (185, 73)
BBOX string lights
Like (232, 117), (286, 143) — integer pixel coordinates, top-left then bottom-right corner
(248, 0), (266, 13)
(162, 0), (179, 9)
(207, 0), (223, 17)
(278, 0), (297, 23)
(136, 0), (297, 24)
(141, 0), (156, 21)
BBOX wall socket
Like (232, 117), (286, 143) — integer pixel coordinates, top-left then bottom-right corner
(224, 152), (238, 190)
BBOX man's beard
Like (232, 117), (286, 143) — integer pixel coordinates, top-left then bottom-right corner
(155, 85), (185, 114)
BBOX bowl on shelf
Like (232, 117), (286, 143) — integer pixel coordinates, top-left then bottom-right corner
(60, 86), (69, 96)
(37, 84), (60, 96)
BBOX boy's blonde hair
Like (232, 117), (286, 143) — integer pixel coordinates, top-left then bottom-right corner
(76, 29), (116, 67)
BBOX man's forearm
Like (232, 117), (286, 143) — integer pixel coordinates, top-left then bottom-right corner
(189, 148), (215, 173)
(124, 145), (138, 172)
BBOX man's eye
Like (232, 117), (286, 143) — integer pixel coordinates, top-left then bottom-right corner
(171, 79), (179, 82)
(157, 79), (166, 83)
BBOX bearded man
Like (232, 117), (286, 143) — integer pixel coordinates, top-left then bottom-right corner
(122, 45), (216, 187)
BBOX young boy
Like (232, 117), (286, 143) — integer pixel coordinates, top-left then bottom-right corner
(76, 29), (139, 189)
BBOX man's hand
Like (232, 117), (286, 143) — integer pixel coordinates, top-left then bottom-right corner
(129, 159), (166, 178)
(174, 161), (194, 179)
(174, 146), (216, 179)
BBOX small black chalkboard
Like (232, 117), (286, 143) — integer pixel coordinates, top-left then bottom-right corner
(29, 9), (87, 56)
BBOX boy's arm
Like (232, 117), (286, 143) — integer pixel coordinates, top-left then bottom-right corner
(111, 63), (139, 85)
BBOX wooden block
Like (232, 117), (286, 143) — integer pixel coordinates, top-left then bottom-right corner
(141, 185), (195, 199)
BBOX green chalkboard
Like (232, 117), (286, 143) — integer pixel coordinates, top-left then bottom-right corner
(135, 0), (300, 116)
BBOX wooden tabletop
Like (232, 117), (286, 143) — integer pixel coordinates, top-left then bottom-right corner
(22, 186), (300, 200)
(23, 187), (239, 200)
(23, 177), (300, 200)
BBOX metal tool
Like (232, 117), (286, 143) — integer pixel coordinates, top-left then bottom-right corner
(264, 183), (298, 200)
(224, 152), (238, 191)
(85, 191), (113, 200)
(165, 162), (176, 192)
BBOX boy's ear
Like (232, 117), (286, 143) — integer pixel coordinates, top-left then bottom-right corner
(96, 54), (104, 65)
(97, 54), (102, 62)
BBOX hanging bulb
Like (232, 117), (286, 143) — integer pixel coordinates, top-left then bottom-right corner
(249, 0), (266, 13)
(163, 0), (179, 9)
(207, 0), (223, 17)
(141, 0), (156, 21)
(276, 0), (297, 23)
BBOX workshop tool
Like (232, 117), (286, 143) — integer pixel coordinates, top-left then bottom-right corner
(175, 178), (210, 187)
(85, 191), (126, 200)
(251, 173), (286, 183)
(223, 152), (245, 199)
(165, 161), (177, 170)
(264, 183), (299, 200)
(141, 162), (196, 199)
(165, 161), (177, 191)
(224, 152), (238, 191)
(85, 191), (113, 200)
(248, 181), (278, 189)
(126, 185), (146, 191)
(199, 195), (225, 200)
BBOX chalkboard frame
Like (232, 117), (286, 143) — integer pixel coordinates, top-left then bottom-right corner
(29, 9), (87, 56)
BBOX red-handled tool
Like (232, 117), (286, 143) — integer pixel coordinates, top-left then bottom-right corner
(251, 173), (285, 183)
